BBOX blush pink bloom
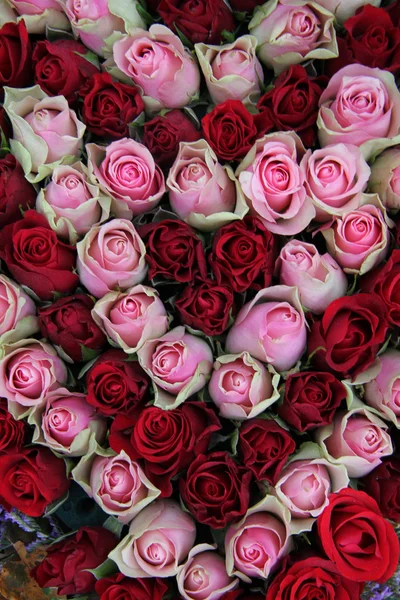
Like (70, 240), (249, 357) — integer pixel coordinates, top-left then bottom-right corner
(369, 148), (400, 211)
(109, 499), (196, 577)
(0, 274), (38, 345)
(364, 350), (400, 428)
(76, 219), (147, 299)
(276, 240), (348, 314)
(226, 286), (307, 372)
(8, 0), (69, 33)
(236, 132), (315, 236)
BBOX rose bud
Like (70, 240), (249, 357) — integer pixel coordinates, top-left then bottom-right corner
(369, 147), (400, 211)
(0, 21), (32, 93)
(0, 399), (25, 456)
(0, 274), (38, 345)
(95, 574), (168, 600)
(226, 286), (307, 372)
(364, 350), (400, 427)
(361, 457), (400, 523)
(0, 154), (36, 229)
(109, 499), (196, 577)
(7, 0), (69, 33)
(318, 0), (381, 24)
(195, 35), (264, 106)
(361, 248), (400, 328)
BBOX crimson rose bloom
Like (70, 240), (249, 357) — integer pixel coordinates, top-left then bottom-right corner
(0, 210), (78, 301)
(179, 451), (252, 528)
(308, 293), (389, 380)
(0, 154), (36, 229)
(109, 402), (220, 497)
(31, 527), (117, 596)
(80, 72), (145, 139)
(0, 21), (32, 94)
(278, 371), (347, 432)
(361, 458), (400, 523)
(317, 488), (399, 583)
(86, 349), (149, 417)
(0, 447), (69, 517)
(33, 40), (99, 104)
(361, 249), (400, 328)
(95, 573), (168, 600)
(143, 109), (201, 169)
(0, 399), (25, 455)
(38, 295), (106, 362)
(209, 216), (276, 293)
(229, 0), (265, 11)
(238, 419), (295, 484)
(157, 0), (235, 44)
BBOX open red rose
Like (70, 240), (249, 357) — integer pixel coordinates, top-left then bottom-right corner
(361, 458), (400, 523)
(0, 154), (36, 229)
(361, 249), (400, 328)
(229, 0), (265, 11)
(95, 573), (168, 600)
(317, 488), (399, 583)
(0, 399), (25, 455)
(0, 21), (32, 94)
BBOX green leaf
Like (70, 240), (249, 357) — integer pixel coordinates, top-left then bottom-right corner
(74, 51), (100, 69)
(221, 29), (235, 43)
(86, 558), (118, 580)
(102, 516), (124, 538)
(46, 25), (75, 42)
(173, 23), (194, 49)
(77, 356), (99, 379)
(346, 274), (359, 296)
(45, 491), (69, 517)
(137, 2), (156, 25)
(80, 345), (101, 363)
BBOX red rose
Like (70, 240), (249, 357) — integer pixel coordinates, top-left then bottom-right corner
(360, 249), (400, 328)
(179, 451), (252, 529)
(0, 154), (36, 229)
(202, 100), (259, 162)
(143, 109), (201, 169)
(238, 419), (295, 484)
(38, 294), (106, 362)
(0, 447), (69, 517)
(266, 556), (363, 600)
(278, 371), (347, 432)
(308, 293), (389, 380)
(317, 488), (399, 583)
(0, 399), (25, 455)
(386, 0), (400, 26)
(86, 349), (149, 417)
(229, 0), (265, 11)
(80, 72), (145, 139)
(109, 402), (220, 497)
(0, 21), (32, 94)
(257, 65), (327, 147)
(157, 0), (235, 44)
(209, 216), (276, 293)
(31, 526), (117, 596)
(139, 219), (207, 283)
(0, 210), (78, 301)
(361, 458), (400, 523)
(95, 573), (168, 600)
(33, 40), (99, 104)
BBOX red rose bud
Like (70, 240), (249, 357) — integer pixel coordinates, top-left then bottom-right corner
(360, 249), (400, 328)
(0, 21), (32, 95)
(0, 398), (25, 455)
(361, 458), (400, 523)
(0, 154), (36, 229)
(96, 573), (168, 600)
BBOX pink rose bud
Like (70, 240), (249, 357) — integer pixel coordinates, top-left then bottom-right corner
(76, 219), (147, 299)
(0, 274), (38, 344)
(369, 148), (400, 212)
(109, 499), (196, 577)
(364, 350), (400, 428)
(9, 0), (69, 33)
(177, 544), (239, 600)
(276, 240), (348, 314)
(226, 286), (307, 372)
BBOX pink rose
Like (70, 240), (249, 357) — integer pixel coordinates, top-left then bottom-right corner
(109, 499), (196, 577)
(226, 286), (307, 372)
(113, 25), (200, 113)
(364, 350), (400, 427)
(177, 544), (239, 600)
(236, 132), (315, 235)
(8, 0), (69, 33)
(92, 285), (169, 354)
(369, 148), (400, 211)
(301, 143), (370, 221)
(76, 219), (147, 299)
(276, 240), (348, 314)
(0, 274), (38, 344)
(87, 138), (165, 219)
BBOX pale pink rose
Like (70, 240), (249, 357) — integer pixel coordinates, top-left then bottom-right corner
(92, 285), (169, 354)
(369, 148), (400, 211)
(364, 350), (400, 428)
(109, 499), (196, 577)
(236, 132), (315, 236)
(0, 274), (38, 344)
(9, 0), (69, 33)
(301, 143), (370, 221)
(113, 25), (201, 113)
(226, 286), (307, 372)
(76, 219), (147, 299)
(317, 0), (381, 24)
(208, 352), (280, 420)
(177, 544), (239, 600)
(276, 240), (348, 314)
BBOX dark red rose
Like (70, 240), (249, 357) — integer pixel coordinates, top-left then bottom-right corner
(38, 294), (106, 362)
(157, 0), (235, 44)
(95, 573), (168, 600)
(209, 216), (276, 293)
(257, 65), (327, 147)
(0, 210), (78, 301)
(80, 72), (145, 139)
(0, 154), (36, 229)
(229, 0), (265, 11)
(31, 527), (117, 596)
(266, 555), (363, 600)
(360, 249), (400, 328)
(109, 401), (220, 497)
(0, 21), (32, 94)
(33, 39), (99, 104)
(139, 219), (207, 283)
(238, 419), (295, 484)
(0, 398), (25, 455)
(308, 293), (389, 380)
(317, 488), (399, 583)
(361, 458), (400, 523)
(202, 100), (259, 162)
(278, 371), (347, 432)
(86, 349), (149, 417)
(396, 217), (400, 247)
(143, 109), (201, 169)
(179, 451), (252, 529)
(0, 447), (69, 517)
(386, 0), (400, 26)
